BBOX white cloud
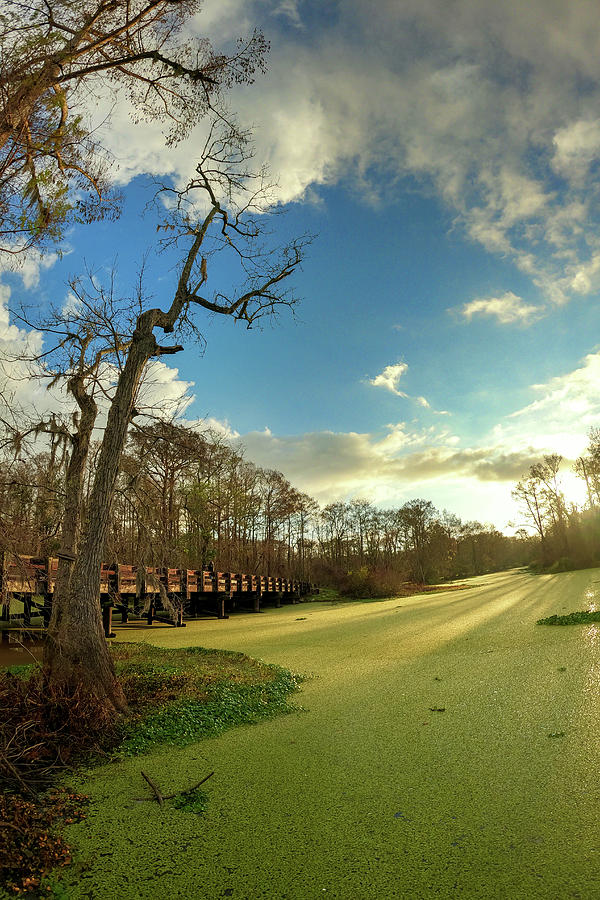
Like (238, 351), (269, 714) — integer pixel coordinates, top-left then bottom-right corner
(369, 362), (408, 396)
(552, 118), (600, 185)
(135, 360), (194, 417)
(507, 351), (600, 455)
(63, 0), (600, 308)
(459, 291), (542, 325)
(194, 348), (600, 528)
(228, 420), (546, 529)
(0, 247), (59, 291)
(368, 362), (449, 415)
(272, 0), (302, 28)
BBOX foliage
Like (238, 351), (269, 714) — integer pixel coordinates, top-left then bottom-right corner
(537, 610), (600, 625)
(170, 786), (209, 816)
(0, 642), (302, 895)
(119, 667), (303, 755)
(0, 0), (268, 253)
(0, 642), (302, 793)
(338, 565), (411, 599)
(0, 788), (88, 895)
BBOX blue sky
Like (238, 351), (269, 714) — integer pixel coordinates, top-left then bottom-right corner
(4, 0), (600, 531)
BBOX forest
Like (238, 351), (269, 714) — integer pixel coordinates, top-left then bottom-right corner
(1, 416), (574, 598)
(3, 420), (600, 597)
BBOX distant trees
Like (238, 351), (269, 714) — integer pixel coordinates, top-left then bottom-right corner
(107, 421), (318, 578)
(1, 419), (530, 604)
(511, 436), (600, 571)
(312, 496), (521, 595)
(574, 428), (600, 509)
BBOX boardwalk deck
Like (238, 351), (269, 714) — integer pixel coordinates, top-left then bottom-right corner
(0, 553), (317, 636)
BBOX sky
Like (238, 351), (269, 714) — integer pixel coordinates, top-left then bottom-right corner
(4, 0), (600, 532)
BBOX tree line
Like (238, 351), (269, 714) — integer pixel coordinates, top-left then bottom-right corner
(512, 431), (600, 572)
(0, 418), (531, 596)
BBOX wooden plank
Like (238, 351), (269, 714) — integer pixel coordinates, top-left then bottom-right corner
(116, 563), (137, 594)
(165, 567), (181, 593)
(0, 553), (318, 623)
(201, 570), (215, 592)
(216, 572), (228, 592)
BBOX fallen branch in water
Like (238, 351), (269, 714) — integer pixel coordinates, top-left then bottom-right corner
(136, 770), (214, 804)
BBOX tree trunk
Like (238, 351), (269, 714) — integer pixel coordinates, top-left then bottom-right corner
(45, 330), (156, 713)
(50, 379), (98, 610)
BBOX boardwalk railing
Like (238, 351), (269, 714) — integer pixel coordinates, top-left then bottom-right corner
(0, 553), (318, 636)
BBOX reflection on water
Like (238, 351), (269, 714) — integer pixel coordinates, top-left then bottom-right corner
(584, 625), (600, 706)
(585, 588), (597, 612)
(585, 623), (599, 648)
(0, 633), (44, 667)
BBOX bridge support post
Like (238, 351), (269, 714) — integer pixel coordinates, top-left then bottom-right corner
(102, 603), (115, 638)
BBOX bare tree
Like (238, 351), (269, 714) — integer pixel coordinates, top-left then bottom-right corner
(39, 123), (309, 711)
(512, 472), (549, 563)
(575, 428), (600, 509)
(0, 0), (267, 252)
(399, 499), (436, 583)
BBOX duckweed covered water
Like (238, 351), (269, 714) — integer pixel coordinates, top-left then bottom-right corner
(56, 569), (600, 898)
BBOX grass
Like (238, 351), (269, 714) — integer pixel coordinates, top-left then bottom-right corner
(537, 610), (600, 625)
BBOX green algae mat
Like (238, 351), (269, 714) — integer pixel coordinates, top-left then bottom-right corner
(56, 570), (600, 898)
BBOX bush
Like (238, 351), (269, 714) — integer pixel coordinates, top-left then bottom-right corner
(538, 609), (600, 625)
(338, 566), (408, 599)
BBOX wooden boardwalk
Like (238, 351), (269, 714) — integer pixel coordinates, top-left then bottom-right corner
(0, 554), (317, 637)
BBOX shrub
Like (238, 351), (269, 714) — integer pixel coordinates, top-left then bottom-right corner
(339, 566), (408, 599)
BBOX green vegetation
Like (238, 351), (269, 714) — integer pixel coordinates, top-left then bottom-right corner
(537, 609), (600, 625)
(45, 569), (599, 899)
(0, 642), (302, 895)
(116, 646), (304, 755)
(170, 786), (210, 816)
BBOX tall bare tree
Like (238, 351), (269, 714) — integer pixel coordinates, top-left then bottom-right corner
(41, 124), (309, 711)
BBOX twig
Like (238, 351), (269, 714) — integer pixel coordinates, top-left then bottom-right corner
(163, 771), (214, 799)
(140, 769), (164, 806)
(135, 770), (214, 803)
(0, 822), (26, 832)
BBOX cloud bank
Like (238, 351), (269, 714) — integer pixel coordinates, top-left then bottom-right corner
(84, 0), (600, 310)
